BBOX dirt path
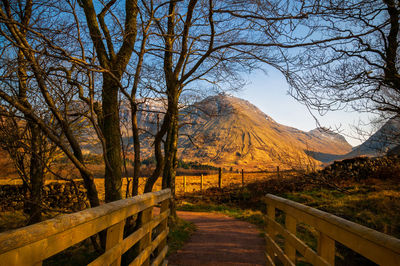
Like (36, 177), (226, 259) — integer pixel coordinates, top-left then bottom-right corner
(168, 211), (266, 266)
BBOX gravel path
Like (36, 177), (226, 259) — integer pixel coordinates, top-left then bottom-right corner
(168, 211), (266, 266)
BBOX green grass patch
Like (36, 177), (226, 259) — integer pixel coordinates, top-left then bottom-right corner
(167, 217), (196, 256)
(283, 186), (400, 238)
(178, 202), (266, 228)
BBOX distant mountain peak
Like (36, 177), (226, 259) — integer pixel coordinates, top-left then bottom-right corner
(84, 94), (354, 169)
(308, 127), (349, 144)
(200, 94), (276, 123)
(344, 116), (400, 158)
(177, 94), (352, 169)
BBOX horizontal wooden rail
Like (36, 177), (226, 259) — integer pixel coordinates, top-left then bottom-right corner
(0, 189), (171, 266)
(265, 193), (400, 266)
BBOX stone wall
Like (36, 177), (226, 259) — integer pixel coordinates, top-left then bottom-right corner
(0, 181), (88, 212)
(314, 155), (400, 181)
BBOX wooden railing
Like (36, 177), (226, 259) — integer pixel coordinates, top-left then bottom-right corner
(0, 189), (171, 266)
(265, 194), (400, 266)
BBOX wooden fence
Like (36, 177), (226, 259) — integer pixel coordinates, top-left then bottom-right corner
(0, 189), (171, 266)
(265, 194), (400, 266)
(178, 170), (284, 193)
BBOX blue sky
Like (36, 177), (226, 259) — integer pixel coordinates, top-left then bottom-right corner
(234, 67), (376, 147)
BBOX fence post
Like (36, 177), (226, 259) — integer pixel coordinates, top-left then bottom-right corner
(106, 220), (126, 266)
(285, 214), (297, 262)
(184, 176), (187, 193)
(200, 174), (203, 192)
(277, 166), (280, 179)
(218, 168), (222, 188)
(318, 232), (335, 265)
(241, 169), (244, 186)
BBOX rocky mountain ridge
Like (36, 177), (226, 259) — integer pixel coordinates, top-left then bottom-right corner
(175, 95), (352, 170)
(86, 94), (398, 170)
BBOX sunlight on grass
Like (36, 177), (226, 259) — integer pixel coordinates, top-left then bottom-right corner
(284, 186), (400, 237)
(178, 201), (266, 228)
(167, 217), (196, 256)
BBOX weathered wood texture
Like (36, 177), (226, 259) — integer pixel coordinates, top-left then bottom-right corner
(264, 194), (400, 266)
(0, 189), (171, 266)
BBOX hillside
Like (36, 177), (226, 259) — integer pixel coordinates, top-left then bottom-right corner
(344, 117), (400, 158)
(30, 94), (354, 171)
(177, 95), (352, 170)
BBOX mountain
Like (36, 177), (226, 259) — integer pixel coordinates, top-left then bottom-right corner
(176, 95), (352, 170)
(3, 94), (397, 172)
(82, 94), (353, 170)
(344, 117), (400, 158)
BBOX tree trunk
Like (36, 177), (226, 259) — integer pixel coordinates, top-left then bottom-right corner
(162, 94), (179, 217)
(16, 48), (45, 224)
(103, 74), (123, 202)
(144, 113), (169, 193)
(383, 0), (400, 90)
(27, 122), (44, 224)
(131, 103), (140, 196)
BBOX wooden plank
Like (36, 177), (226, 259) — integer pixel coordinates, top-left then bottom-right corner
(0, 189), (171, 265)
(129, 229), (169, 266)
(267, 205), (276, 239)
(265, 234), (295, 266)
(130, 243), (152, 266)
(265, 251), (275, 266)
(0, 189), (170, 253)
(265, 240), (277, 265)
(266, 215), (329, 266)
(89, 210), (170, 266)
(151, 245), (168, 266)
(265, 194), (400, 265)
(318, 232), (335, 265)
(266, 204), (276, 263)
(285, 214), (296, 262)
(138, 208), (153, 266)
(0, 209), (127, 266)
(106, 220), (125, 266)
(156, 199), (169, 261)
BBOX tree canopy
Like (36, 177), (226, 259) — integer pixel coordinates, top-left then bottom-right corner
(0, 0), (398, 209)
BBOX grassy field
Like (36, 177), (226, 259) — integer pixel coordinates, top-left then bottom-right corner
(2, 168), (398, 235)
(1, 156), (399, 265)
(0, 171), (277, 201)
(174, 171), (278, 193)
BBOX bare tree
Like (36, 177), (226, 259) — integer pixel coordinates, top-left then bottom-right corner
(287, 0), (399, 122)
(75, 0), (140, 202)
(0, 107), (58, 224)
(136, 0), (330, 216)
(0, 0), (102, 207)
